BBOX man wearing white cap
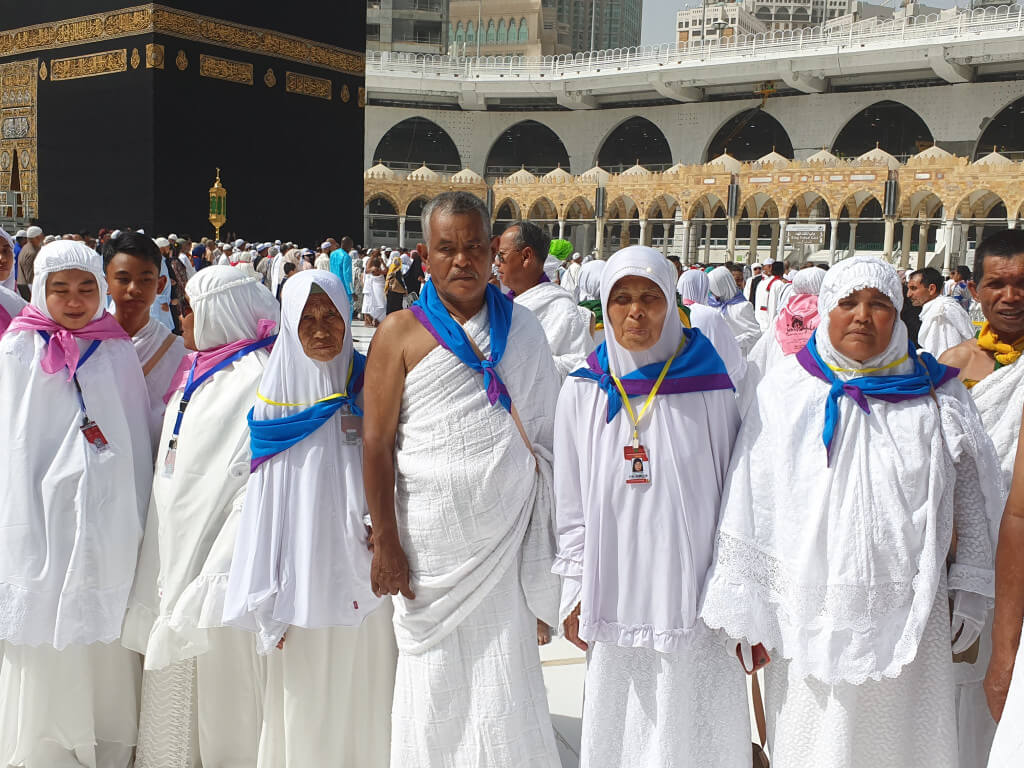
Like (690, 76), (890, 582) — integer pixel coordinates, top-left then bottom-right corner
(217, 243), (232, 266)
(15, 225), (43, 299)
(754, 260), (787, 332)
(316, 242), (332, 271)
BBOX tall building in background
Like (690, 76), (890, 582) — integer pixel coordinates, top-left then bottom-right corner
(446, 0), (641, 57)
(368, 0), (450, 55)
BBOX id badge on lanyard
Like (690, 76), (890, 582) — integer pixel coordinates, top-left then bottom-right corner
(67, 339), (110, 454)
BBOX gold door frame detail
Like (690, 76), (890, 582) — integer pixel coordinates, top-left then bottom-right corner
(49, 49), (128, 81)
(0, 5), (365, 77)
(0, 59), (39, 219)
(285, 71), (331, 100)
(199, 54), (253, 86)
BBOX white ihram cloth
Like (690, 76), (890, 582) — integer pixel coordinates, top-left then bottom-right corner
(222, 270), (396, 767)
(754, 275), (786, 331)
(957, 355), (1024, 768)
(124, 267), (279, 767)
(0, 241), (151, 768)
(687, 303), (756, 416)
(389, 301), (561, 768)
(707, 266), (762, 355)
(553, 246), (749, 767)
(363, 272), (386, 321)
(701, 255), (1002, 768)
(131, 317), (187, 456)
(515, 280), (595, 379)
(577, 260), (604, 302)
(918, 295), (976, 358)
(747, 267), (826, 383)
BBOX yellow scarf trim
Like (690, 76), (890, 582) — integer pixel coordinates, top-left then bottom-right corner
(977, 322), (1024, 366)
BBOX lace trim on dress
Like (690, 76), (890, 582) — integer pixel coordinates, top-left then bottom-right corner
(0, 579), (132, 649)
(948, 563), (995, 599)
(580, 616), (701, 654)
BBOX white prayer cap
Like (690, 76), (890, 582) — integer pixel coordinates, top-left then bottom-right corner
(235, 250), (254, 263)
(256, 242), (270, 253)
(792, 266), (827, 296)
(168, 234), (178, 242)
(185, 265), (279, 351)
(321, 241), (332, 250)
(154, 237), (170, 249)
(223, 243), (233, 250)
(234, 238), (245, 248)
(600, 246), (683, 377)
(14, 229), (26, 238)
(275, 239), (282, 245)
(708, 265), (740, 301)
(572, 252), (582, 261)
(43, 235), (56, 245)
(30, 240), (108, 322)
(110, 229), (122, 239)
(26, 225), (42, 238)
(762, 258), (773, 267)
(677, 269), (709, 305)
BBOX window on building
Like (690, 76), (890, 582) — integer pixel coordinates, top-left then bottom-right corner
(498, 19), (506, 43)
(519, 18), (529, 42)
(487, 19), (496, 43)
(455, 21), (464, 42)
(467, 20), (475, 43)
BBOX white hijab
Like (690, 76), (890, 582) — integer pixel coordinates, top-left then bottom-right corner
(187, 265), (280, 350)
(0, 241), (151, 648)
(224, 270), (381, 651)
(0, 226), (15, 291)
(577, 260), (605, 301)
(601, 246), (683, 377)
(676, 269), (709, 305)
(707, 266), (739, 302)
(815, 256), (912, 379)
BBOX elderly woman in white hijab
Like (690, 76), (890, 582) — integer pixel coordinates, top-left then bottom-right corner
(0, 241), (152, 768)
(746, 266), (827, 382)
(123, 266), (280, 768)
(577, 259), (607, 344)
(555, 245), (750, 768)
(702, 255), (1002, 768)
(707, 265), (761, 355)
(0, 226), (26, 331)
(676, 268), (709, 306)
(223, 270), (396, 767)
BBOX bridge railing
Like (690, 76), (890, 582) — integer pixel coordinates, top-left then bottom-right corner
(367, 4), (1024, 80)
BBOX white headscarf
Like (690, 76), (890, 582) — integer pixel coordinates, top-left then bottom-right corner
(224, 270), (381, 651)
(601, 246), (683, 377)
(815, 255), (912, 380)
(792, 266), (827, 296)
(30, 241), (108, 321)
(707, 266), (740, 302)
(577, 260), (605, 302)
(186, 265), (279, 350)
(0, 226), (15, 291)
(676, 269), (709, 306)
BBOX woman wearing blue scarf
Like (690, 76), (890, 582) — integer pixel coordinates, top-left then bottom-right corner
(703, 254), (1004, 768)
(555, 246), (751, 768)
(223, 270), (396, 767)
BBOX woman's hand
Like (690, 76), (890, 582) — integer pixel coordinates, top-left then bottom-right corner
(563, 603), (587, 651)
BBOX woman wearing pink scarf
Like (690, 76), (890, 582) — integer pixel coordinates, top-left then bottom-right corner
(0, 241), (153, 768)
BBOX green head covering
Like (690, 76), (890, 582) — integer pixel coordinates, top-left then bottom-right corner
(549, 239), (574, 261)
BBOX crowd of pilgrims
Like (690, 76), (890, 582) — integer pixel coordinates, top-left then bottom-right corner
(1, 188), (1024, 768)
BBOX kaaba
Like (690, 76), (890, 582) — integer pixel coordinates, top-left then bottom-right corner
(0, 1), (366, 244)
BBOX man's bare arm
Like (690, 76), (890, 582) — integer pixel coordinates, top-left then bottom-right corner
(363, 314), (415, 599)
(938, 342), (973, 379)
(985, 411), (1024, 720)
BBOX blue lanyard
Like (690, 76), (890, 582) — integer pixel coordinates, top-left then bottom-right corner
(38, 331), (100, 417)
(169, 335), (276, 445)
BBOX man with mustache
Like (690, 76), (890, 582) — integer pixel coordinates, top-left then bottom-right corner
(363, 191), (562, 768)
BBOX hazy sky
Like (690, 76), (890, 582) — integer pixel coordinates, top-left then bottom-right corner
(640, 0), (962, 45)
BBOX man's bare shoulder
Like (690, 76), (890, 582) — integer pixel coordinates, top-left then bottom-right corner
(938, 338), (980, 368)
(369, 309), (438, 373)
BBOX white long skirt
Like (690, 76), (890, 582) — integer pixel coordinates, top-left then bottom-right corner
(955, 615), (997, 768)
(257, 602), (398, 768)
(389, 559), (560, 768)
(764, 591), (957, 768)
(136, 627), (266, 768)
(0, 641), (141, 768)
(581, 624), (750, 768)
(987, 619), (1024, 768)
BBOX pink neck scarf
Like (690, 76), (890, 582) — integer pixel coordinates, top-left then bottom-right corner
(0, 304), (10, 336)
(776, 293), (820, 355)
(6, 304), (129, 380)
(164, 317), (276, 403)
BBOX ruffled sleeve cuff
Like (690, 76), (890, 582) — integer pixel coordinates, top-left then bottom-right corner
(949, 563), (995, 599)
(552, 554), (583, 578)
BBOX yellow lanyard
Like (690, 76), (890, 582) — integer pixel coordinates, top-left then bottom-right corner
(825, 354), (908, 375)
(611, 338), (685, 449)
(256, 358), (353, 408)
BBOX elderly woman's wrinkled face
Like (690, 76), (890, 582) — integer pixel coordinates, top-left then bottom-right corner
(607, 275), (667, 351)
(828, 287), (897, 363)
(298, 291), (346, 362)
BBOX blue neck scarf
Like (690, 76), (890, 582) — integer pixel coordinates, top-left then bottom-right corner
(708, 292), (747, 312)
(797, 331), (957, 466)
(569, 328), (734, 423)
(410, 280), (514, 413)
(248, 350), (366, 471)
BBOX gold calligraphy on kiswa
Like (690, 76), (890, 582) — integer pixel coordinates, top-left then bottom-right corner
(49, 50), (128, 81)
(285, 71), (332, 100)
(199, 54), (254, 86)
